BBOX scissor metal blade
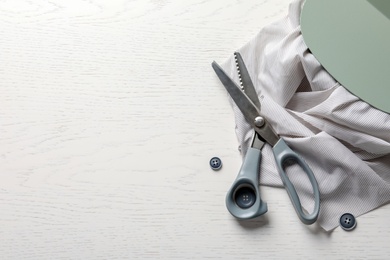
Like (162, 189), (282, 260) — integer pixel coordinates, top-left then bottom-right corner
(234, 52), (261, 109)
(212, 61), (280, 147)
(212, 61), (260, 126)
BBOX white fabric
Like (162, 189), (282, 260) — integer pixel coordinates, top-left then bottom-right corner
(220, 0), (390, 231)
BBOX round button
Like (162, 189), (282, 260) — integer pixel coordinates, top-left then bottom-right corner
(234, 186), (256, 209)
(339, 213), (357, 231)
(209, 157), (222, 171)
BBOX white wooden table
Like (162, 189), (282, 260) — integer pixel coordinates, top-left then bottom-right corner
(1, 0), (389, 259)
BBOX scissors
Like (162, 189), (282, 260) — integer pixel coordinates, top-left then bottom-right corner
(212, 52), (320, 224)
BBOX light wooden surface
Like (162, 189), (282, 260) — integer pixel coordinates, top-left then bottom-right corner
(1, 0), (389, 259)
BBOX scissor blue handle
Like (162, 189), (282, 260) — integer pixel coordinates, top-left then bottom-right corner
(226, 147), (268, 219)
(272, 138), (320, 225)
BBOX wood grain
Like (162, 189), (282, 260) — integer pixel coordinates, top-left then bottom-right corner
(1, 0), (389, 259)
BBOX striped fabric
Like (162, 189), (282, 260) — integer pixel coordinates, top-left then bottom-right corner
(220, 0), (390, 231)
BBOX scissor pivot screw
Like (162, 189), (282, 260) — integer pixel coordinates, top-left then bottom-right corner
(254, 116), (265, 127)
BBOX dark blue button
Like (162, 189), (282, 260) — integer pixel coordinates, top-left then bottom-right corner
(210, 157), (222, 170)
(339, 213), (357, 231)
(234, 186), (256, 209)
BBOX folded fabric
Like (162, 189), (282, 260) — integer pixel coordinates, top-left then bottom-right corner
(219, 0), (390, 231)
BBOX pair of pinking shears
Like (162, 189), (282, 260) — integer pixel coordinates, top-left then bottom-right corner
(212, 53), (320, 224)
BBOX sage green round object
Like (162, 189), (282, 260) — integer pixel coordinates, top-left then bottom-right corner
(301, 0), (390, 113)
